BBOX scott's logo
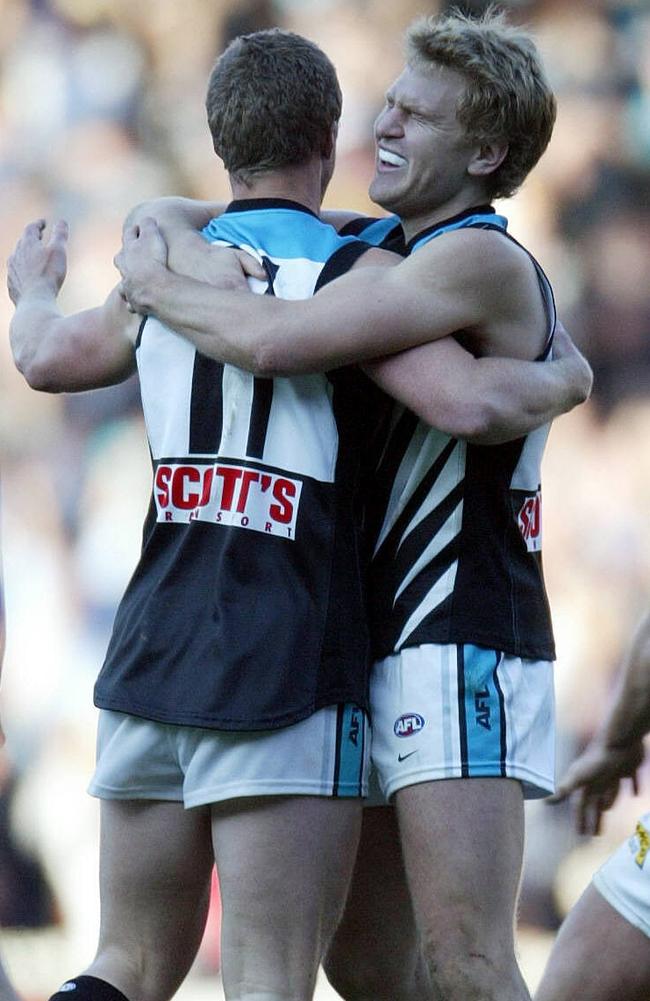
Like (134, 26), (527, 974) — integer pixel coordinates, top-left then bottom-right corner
(154, 461), (301, 539)
(394, 713), (425, 738)
(517, 491), (542, 552)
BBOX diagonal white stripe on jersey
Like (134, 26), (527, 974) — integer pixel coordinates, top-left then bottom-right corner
(394, 499), (464, 603)
(398, 440), (466, 547)
(394, 559), (459, 651)
(375, 426), (453, 553)
(264, 375), (338, 481)
(139, 319), (197, 460)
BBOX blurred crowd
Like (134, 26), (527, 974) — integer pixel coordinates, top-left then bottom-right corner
(0, 0), (649, 996)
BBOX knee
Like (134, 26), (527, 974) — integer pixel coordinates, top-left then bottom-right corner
(324, 948), (422, 1001)
(421, 929), (525, 1001)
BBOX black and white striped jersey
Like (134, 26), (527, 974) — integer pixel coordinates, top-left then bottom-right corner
(344, 206), (557, 662)
(94, 199), (385, 731)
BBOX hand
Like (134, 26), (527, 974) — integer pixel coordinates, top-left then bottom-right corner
(7, 219), (69, 305)
(201, 246), (267, 289)
(549, 736), (644, 835)
(167, 235), (266, 289)
(114, 217), (168, 313)
(552, 321), (593, 406)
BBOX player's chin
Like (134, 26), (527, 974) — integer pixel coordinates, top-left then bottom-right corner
(368, 173), (402, 212)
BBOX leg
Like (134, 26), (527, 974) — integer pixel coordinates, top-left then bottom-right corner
(324, 805), (437, 1001)
(535, 883), (650, 1001)
(211, 795), (362, 1001)
(396, 778), (530, 1001)
(83, 800), (214, 1001)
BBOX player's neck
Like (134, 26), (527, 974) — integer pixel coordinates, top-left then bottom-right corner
(230, 163), (324, 216)
(399, 187), (492, 243)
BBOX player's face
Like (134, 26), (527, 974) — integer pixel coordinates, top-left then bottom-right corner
(369, 64), (480, 235)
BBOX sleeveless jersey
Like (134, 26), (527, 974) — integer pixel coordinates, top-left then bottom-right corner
(343, 206), (557, 661)
(95, 198), (384, 730)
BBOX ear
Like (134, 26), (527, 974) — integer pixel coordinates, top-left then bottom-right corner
(467, 141), (509, 179)
(321, 121), (339, 161)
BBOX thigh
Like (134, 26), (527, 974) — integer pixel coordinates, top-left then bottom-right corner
(212, 795), (362, 1000)
(324, 805), (438, 1001)
(396, 777), (525, 955)
(536, 884), (650, 1001)
(88, 799), (214, 1001)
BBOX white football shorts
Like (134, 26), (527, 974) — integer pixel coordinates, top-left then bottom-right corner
(594, 812), (650, 938)
(89, 704), (369, 807)
(369, 642), (555, 801)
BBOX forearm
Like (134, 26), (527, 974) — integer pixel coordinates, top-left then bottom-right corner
(364, 338), (591, 444)
(11, 293), (135, 392)
(469, 354), (591, 444)
(126, 196), (221, 235)
(11, 294), (67, 389)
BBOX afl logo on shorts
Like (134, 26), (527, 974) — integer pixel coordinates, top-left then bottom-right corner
(394, 713), (425, 738)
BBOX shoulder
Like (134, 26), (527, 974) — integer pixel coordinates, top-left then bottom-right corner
(350, 246), (400, 270)
(409, 227), (533, 287)
(320, 210), (366, 232)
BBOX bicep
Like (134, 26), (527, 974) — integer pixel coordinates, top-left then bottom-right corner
(286, 260), (472, 367)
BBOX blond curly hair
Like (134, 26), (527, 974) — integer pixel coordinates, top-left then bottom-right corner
(406, 7), (556, 199)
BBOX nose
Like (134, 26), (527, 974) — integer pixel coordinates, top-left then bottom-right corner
(374, 104), (404, 141)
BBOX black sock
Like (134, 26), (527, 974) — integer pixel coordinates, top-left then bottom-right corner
(49, 975), (131, 1001)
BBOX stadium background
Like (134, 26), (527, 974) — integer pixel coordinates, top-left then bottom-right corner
(0, 0), (649, 996)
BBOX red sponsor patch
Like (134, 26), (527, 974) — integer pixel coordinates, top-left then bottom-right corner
(154, 461), (301, 539)
(517, 491), (542, 552)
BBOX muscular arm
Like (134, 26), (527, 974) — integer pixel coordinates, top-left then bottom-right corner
(116, 218), (591, 440)
(117, 222), (549, 374)
(126, 197), (265, 287)
(8, 221), (137, 392)
(551, 612), (650, 834)
(366, 323), (592, 445)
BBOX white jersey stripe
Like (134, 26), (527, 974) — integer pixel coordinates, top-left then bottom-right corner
(219, 365), (255, 459)
(398, 440), (466, 546)
(140, 321), (197, 459)
(375, 426), (453, 553)
(394, 558), (459, 651)
(394, 499), (464, 603)
(263, 375), (339, 482)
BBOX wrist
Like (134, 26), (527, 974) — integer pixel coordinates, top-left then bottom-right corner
(15, 282), (59, 308)
(126, 261), (169, 312)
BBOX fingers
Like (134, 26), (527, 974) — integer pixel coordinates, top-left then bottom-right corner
(48, 219), (69, 248)
(235, 249), (266, 281)
(23, 218), (46, 241)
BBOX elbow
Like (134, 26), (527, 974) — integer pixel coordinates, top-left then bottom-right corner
(246, 326), (304, 378)
(21, 360), (61, 392)
(458, 407), (506, 445)
(15, 350), (63, 392)
(422, 399), (503, 444)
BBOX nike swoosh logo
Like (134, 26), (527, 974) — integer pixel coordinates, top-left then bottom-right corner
(398, 750), (418, 762)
